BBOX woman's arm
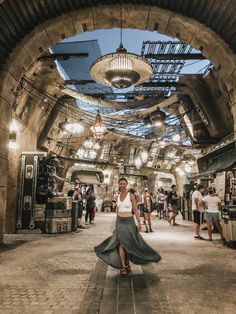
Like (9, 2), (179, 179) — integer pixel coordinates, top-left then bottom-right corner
(130, 193), (141, 231)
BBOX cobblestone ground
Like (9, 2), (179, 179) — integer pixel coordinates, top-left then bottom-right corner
(0, 213), (236, 314)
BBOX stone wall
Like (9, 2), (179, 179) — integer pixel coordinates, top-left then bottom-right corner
(0, 98), (11, 242)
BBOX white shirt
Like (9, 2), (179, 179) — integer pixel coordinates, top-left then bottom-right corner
(157, 192), (166, 204)
(117, 192), (132, 213)
(192, 190), (203, 211)
(202, 195), (221, 213)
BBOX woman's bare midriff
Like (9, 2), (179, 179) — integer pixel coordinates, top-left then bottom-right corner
(117, 212), (133, 217)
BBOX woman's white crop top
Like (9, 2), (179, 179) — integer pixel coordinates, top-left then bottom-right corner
(117, 192), (132, 212)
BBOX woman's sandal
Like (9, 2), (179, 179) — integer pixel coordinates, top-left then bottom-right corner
(125, 263), (131, 273)
(120, 267), (129, 276)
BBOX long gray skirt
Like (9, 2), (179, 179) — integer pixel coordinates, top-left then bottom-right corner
(94, 216), (161, 269)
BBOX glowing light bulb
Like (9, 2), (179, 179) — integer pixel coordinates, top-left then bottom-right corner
(172, 134), (180, 142)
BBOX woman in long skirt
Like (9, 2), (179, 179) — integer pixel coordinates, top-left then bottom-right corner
(94, 177), (161, 276)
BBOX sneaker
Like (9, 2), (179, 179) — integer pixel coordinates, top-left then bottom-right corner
(194, 235), (205, 240)
(85, 222), (89, 225)
(145, 230), (149, 233)
(173, 223), (179, 226)
(77, 225), (86, 229)
(149, 228), (153, 232)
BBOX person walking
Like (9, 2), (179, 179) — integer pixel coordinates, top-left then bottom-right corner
(143, 188), (154, 232)
(191, 184), (205, 240)
(94, 177), (161, 276)
(202, 187), (223, 241)
(167, 184), (179, 226)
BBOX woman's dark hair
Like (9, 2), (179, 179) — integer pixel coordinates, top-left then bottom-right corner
(197, 184), (204, 190)
(208, 187), (215, 195)
(118, 177), (128, 184)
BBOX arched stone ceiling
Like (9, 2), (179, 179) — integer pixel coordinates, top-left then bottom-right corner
(0, 0), (236, 68)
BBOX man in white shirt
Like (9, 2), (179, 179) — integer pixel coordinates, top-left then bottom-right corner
(192, 184), (205, 240)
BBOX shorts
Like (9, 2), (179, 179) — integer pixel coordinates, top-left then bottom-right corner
(78, 204), (83, 219)
(143, 207), (152, 213)
(204, 212), (220, 222)
(193, 210), (204, 225)
(172, 205), (179, 215)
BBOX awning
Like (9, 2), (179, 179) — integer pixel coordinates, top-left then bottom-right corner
(196, 142), (236, 177)
(206, 150), (236, 173)
(73, 170), (104, 185)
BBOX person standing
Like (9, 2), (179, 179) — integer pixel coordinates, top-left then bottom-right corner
(143, 188), (153, 232)
(157, 187), (166, 219)
(202, 187), (223, 241)
(94, 178), (161, 276)
(73, 187), (85, 229)
(167, 184), (179, 226)
(85, 190), (96, 224)
(191, 184), (205, 240)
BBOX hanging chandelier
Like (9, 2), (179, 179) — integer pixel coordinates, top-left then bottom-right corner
(140, 150), (148, 163)
(134, 156), (142, 170)
(90, 112), (106, 139)
(90, 15), (152, 89)
(59, 119), (84, 134)
(90, 44), (152, 89)
(150, 108), (166, 127)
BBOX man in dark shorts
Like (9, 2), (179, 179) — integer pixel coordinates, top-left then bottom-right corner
(167, 184), (179, 226)
(191, 184), (205, 240)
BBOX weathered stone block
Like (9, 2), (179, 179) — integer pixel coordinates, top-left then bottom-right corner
(146, 6), (171, 34)
(92, 5), (121, 29)
(0, 158), (8, 188)
(5, 185), (17, 234)
(0, 71), (18, 105)
(224, 69), (236, 93)
(166, 14), (197, 44)
(121, 4), (149, 29)
(211, 44), (236, 79)
(23, 28), (53, 61)
(5, 45), (33, 81)
(43, 14), (76, 47)
(71, 8), (95, 34)
(0, 97), (11, 132)
(0, 129), (9, 160)
(0, 186), (7, 242)
(191, 25), (220, 59)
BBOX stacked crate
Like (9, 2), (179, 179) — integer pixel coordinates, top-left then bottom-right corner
(45, 197), (72, 234)
(34, 204), (46, 231)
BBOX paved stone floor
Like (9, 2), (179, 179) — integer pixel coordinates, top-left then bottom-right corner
(0, 213), (236, 314)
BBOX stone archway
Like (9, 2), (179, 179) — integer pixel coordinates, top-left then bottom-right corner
(1, 3), (236, 242)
